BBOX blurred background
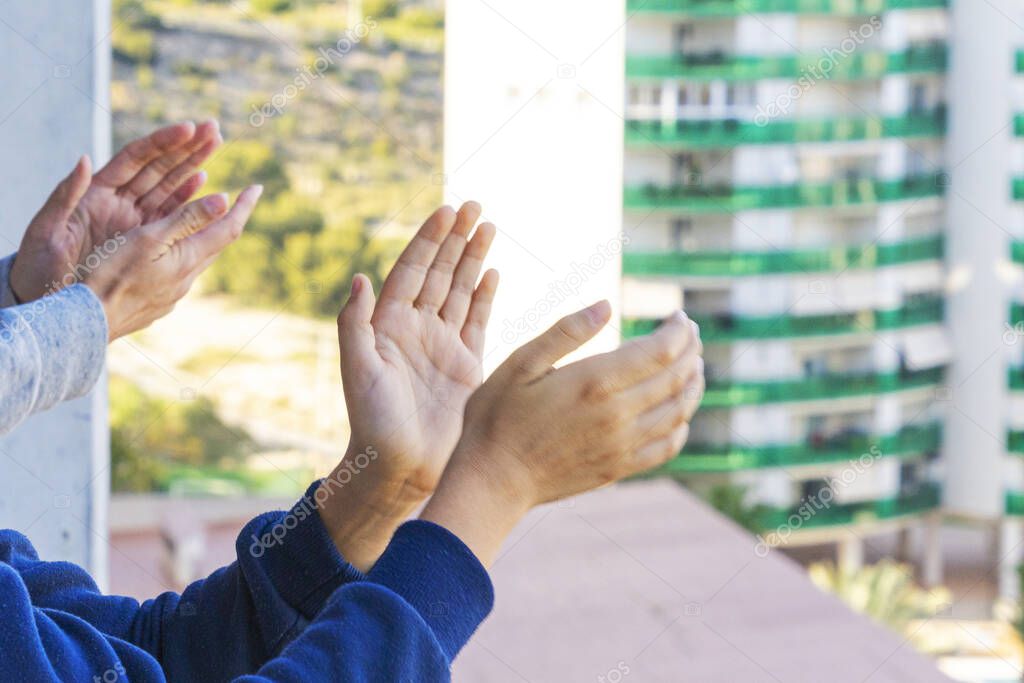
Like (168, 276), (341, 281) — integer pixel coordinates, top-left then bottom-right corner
(4, 0), (1024, 680)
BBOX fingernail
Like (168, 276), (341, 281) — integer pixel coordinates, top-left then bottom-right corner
(250, 184), (265, 200)
(203, 193), (229, 213)
(196, 170), (208, 184)
(351, 275), (364, 296)
(585, 300), (611, 324)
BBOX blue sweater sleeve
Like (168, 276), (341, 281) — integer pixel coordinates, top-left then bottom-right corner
(3, 482), (493, 681)
(0, 253), (108, 435)
(238, 521), (495, 682)
(11, 482), (364, 681)
(0, 253), (19, 308)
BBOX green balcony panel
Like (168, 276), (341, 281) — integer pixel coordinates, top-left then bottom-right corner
(626, 0), (947, 16)
(754, 483), (940, 531)
(1017, 50), (1024, 74)
(703, 366), (944, 407)
(1013, 242), (1024, 264)
(659, 423), (940, 473)
(1009, 430), (1024, 455)
(1014, 179), (1024, 202)
(626, 43), (946, 82)
(1011, 366), (1024, 391)
(1007, 491), (1024, 516)
(625, 109), (946, 149)
(623, 172), (944, 213)
(1015, 114), (1024, 137)
(621, 234), (942, 277)
(1012, 302), (1024, 326)
(622, 295), (944, 342)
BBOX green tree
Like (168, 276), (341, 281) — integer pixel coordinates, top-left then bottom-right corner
(203, 233), (286, 307)
(249, 191), (325, 246)
(364, 0), (400, 19)
(204, 141), (290, 200)
(809, 561), (950, 638)
(251, 0), (293, 12)
(704, 483), (773, 533)
(109, 377), (255, 492)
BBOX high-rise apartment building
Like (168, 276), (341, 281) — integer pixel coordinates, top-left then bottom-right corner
(445, 0), (1024, 597)
(621, 0), (951, 580)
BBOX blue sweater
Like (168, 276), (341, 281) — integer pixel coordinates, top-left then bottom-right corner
(0, 482), (494, 681)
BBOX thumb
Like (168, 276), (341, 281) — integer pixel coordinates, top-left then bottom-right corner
(338, 274), (382, 388)
(33, 156), (91, 229)
(145, 193), (229, 256)
(501, 300), (611, 380)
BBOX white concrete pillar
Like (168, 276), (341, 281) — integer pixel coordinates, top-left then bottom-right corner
(921, 512), (944, 587)
(838, 535), (865, 576)
(0, 0), (111, 586)
(660, 80), (678, 122)
(999, 518), (1023, 599)
(943, 0), (1014, 519)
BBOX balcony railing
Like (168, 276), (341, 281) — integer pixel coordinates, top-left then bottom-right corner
(659, 423), (941, 473)
(625, 108), (946, 149)
(1012, 302), (1024, 325)
(622, 295), (944, 342)
(621, 234), (942, 277)
(625, 0), (947, 16)
(1011, 366), (1024, 391)
(1009, 430), (1024, 455)
(1007, 491), (1024, 516)
(1013, 242), (1024, 264)
(624, 172), (945, 213)
(755, 483), (941, 531)
(703, 366), (945, 407)
(626, 43), (947, 81)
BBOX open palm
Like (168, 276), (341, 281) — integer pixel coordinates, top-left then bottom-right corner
(10, 121), (221, 302)
(338, 203), (499, 494)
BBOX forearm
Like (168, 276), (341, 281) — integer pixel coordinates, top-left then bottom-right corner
(420, 451), (531, 569)
(0, 282), (107, 435)
(317, 444), (429, 572)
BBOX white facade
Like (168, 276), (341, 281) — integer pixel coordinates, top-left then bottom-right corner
(621, 2), (949, 548)
(0, 0), (111, 585)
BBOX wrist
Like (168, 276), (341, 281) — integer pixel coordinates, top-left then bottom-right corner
(316, 443), (426, 572)
(81, 275), (125, 341)
(420, 445), (533, 568)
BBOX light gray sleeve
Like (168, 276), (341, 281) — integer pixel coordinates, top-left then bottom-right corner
(0, 254), (20, 308)
(0, 282), (108, 435)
